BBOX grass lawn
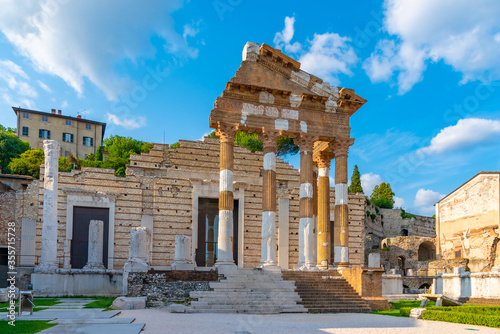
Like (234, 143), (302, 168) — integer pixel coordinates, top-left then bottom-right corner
(83, 297), (116, 309)
(372, 300), (436, 317)
(0, 320), (56, 334)
(0, 298), (60, 313)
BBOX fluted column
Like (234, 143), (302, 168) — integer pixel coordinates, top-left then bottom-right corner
(296, 134), (319, 270)
(258, 129), (280, 270)
(316, 150), (334, 269)
(215, 122), (238, 268)
(333, 138), (355, 268)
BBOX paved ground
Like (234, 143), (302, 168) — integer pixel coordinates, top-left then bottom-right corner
(16, 298), (145, 334)
(116, 309), (499, 334)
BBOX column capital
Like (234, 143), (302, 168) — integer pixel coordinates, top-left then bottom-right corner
(333, 137), (355, 156)
(297, 134), (319, 153)
(216, 122), (238, 143)
(315, 150), (335, 169)
(258, 128), (280, 152)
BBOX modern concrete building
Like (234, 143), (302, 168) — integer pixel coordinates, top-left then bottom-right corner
(13, 107), (106, 159)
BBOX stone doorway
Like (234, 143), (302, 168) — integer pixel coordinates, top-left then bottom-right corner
(196, 198), (238, 267)
(71, 207), (109, 269)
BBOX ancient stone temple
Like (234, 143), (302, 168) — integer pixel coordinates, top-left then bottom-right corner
(26, 43), (389, 312)
(209, 42), (366, 270)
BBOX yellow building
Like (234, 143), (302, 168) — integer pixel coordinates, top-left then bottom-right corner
(13, 107), (106, 159)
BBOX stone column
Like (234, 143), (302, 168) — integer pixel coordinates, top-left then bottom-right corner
(296, 134), (318, 270)
(36, 140), (60, 272)
(258, 129), (280, 270)
(215, 122), (238, 268)
(124, 227), (151, 272)
(316, 150), (334, 269)
(333, 138), (354, 268)
(172, 235), (195, 270)
(84, 220), (105, 270)
(123, 227), (151, 295)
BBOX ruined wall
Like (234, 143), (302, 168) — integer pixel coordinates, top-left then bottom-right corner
(437, 173), (500, 272)
(32, 138), (366, 270)
(374, 236), (436, 276)
(0, 180), (39, 252)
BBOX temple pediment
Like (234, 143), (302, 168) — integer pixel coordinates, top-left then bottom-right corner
(209, 42), (366, 141)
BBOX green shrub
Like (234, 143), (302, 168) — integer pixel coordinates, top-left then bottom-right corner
(425, 306), (500, 315)
(400, 209), (416, 219)
(400, 307), (413, 317)
(370, 213), (376, 221)
(375, 207), (379, 214)
(422, 310), (500, 328)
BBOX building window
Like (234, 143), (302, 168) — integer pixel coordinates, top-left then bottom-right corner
(22, 126), (29, 136)
(64, 150), (70, 157)
(62, 133), (74, 143)
(39, 129), (51, 139)
(65, 119), (72, 126)
(41, 115), (48, 122)
(83, 136), (93, 146)
(22, 112), (29, 119)
(85, 123), (92, 130)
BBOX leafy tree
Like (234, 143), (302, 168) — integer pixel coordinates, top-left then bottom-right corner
(0, 125), (30, 173)
(58, 157), (75, 173)
(169, 142), (180, 149)
(348, 165), (363, 193)
(235, 132), (262, 152)
(370, 182), (395, 209)
(95, 146), (103, 161)
(103, 135), (153, 160)
(8, 149), (44, 178)
(209, 131), (299, 157)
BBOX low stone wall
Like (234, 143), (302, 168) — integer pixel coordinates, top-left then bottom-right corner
(382, 273), (403, 295)
(32, 270), (123, 296)
(127, 270), (218, 307)
(339, 267), (390, 310)
(434, 267), (500, 300)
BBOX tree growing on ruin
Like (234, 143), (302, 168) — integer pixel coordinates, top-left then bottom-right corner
(209, 131), (299, 157)
(370, 182), (395, 209)
(348, 165), (363, 193)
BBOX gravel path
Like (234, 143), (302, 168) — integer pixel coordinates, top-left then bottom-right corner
(116, 309), (499, 334)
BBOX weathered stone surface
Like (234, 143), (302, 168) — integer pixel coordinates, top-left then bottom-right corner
(169, 304), (187, 313)
(127, 271), (215, 306)
(437, 172), (500, 272)
(368, 253), (380, 268)
(83, 220), (105, 270)
(36, 140), (60, 273)
(110, 296), (146, 310)
(171, 235), (195, 270)
(409, 308), (427, 319)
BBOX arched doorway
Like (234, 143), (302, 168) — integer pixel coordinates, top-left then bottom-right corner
(401, 229), (408, 236)
(418, 241), (436, 261)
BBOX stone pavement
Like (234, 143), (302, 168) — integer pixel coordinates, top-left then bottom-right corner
(16, 298), (145, 334)
(116, 308), (500, 334)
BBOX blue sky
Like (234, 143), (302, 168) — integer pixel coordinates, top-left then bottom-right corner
(1, 0), (500, 216)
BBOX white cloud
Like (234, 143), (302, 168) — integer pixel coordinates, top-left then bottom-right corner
(0, 0), (197, 100)
(364, 0), (500, 93)
(360, 173), (382, 196)
(418, 118), (500, 155)
(273, 16), (358, 85)
(107, 113), (147, 130)
(329, 176), (335, 187)
(413, 188), (444, 215)
(273, 16), (302, 53)
(393, 196), (406, 209)
(0, 59), (37, 107)
(37, 80), (52, 93)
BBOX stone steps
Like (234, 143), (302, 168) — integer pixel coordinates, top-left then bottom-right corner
(188, 268), (307, 314)
(281, 270), (371, 313)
